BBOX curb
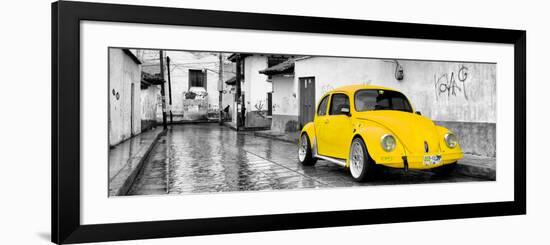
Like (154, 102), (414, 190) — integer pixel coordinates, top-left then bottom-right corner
(222, 122), (238, 131)
(170, 119), (225, 124)
(455, 162), (496, 180)
(253, 131), (298, 144)
(223, 122), (272, 132)
(114, 130), (164, 196)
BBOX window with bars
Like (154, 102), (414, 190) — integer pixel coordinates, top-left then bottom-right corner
(189, 69), (206, 88)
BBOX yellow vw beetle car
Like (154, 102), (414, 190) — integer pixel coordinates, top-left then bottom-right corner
(298, 85), (463, 182)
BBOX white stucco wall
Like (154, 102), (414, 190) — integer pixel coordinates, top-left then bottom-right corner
(164, 51), (217, 113)
(271, 74), (297, 116)
(222, 86), (235, 119)
(293, 57), (496, 123)
(108, 49), (142, 146)
(140, 85), (160, 122)
(243, 55), (271, 112)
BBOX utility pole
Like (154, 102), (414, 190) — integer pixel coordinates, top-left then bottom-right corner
(166, 56), (173, 124)
(159, 50), (168, 130)
(235, 56), (242, 128)
(218, 53), (223, 125)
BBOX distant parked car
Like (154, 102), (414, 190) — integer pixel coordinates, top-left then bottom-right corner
(298, 85), (464, 182)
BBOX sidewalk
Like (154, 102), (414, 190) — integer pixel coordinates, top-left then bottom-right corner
(254, 130), (300, 144)
(455, 154), (496, 180)
(253, 130), (496, 180)
(108, 127), (164, 196)
(224, 121), (271, 131)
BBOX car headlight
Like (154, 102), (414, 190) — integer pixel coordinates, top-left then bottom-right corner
(380, 134), (396, 152)
(444, 133), (458, 148)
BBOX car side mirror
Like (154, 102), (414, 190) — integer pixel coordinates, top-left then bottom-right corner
(415, 111), (422, 115)
(340, 106), (351, 116)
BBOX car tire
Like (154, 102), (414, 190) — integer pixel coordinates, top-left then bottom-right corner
(432, 162), (457, 176)
(349, 137), (376, 182)
(298, 133), (317, 166)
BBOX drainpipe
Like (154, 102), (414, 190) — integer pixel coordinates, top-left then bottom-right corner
(159, 50), (168, 130)
(235, 56), (242, 128)
(166, 56), (173, 124)
(218, 53), (223, 125)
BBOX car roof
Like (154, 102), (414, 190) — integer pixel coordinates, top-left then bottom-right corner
(328, 84), (399, 94)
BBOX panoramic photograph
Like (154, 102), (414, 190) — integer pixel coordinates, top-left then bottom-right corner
(107, 48), (496, 197)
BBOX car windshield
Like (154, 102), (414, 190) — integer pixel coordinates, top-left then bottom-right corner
(354, 89), (412, 112)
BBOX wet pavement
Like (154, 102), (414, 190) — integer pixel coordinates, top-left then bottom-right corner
(108, 127), (163, 196)
(128, 124), (486, 196)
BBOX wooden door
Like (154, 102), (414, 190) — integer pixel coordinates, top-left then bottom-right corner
(299, 77), (316, 126)
(267, 92), (272, 116)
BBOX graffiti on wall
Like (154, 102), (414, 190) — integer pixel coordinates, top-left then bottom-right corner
(321, 84), (334, 94)
(180, 89), (209, 120)
(183, 90), (208, 100)
(253, 99), (268, 118)
(434, 65), (469, 101)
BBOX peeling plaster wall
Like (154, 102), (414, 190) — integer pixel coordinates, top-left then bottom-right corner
(271, 74), (300, 132)
(140, 85), (159, 131)
(244, 55), (271, 112)
(274, 57), (497, 156)
(272, 74), (298, 116)
(242, 55), (272, 128)
(294, 57), (496, 123)
(108, 49), (142, 147)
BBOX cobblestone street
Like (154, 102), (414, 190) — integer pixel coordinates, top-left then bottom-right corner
(128, 124), (486, 195)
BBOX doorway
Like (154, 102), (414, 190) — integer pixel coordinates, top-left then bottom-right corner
(299, 77), (316, 127)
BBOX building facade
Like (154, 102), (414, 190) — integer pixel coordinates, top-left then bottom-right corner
(138, 50), (235, 122)
(228, 54), (293, 129)
(268, 56), (496, 157)
(108, 49), (144, 147)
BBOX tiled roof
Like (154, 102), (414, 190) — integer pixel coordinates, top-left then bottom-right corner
(227, 53), (251, 62)
(259, 58), (295, 75)
(123, 49), (142, 65)
(225, 76), (236, 85)
(141, 72), (165, 85)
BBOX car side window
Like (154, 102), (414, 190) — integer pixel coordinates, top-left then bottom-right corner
(317, 95), (329, 116)
(329, 93), (350, 115)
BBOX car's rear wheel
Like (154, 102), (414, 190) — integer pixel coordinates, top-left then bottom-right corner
(349, 137), (376, 182)
(432, 162), (457, 176)
(298, 133), (317, 166)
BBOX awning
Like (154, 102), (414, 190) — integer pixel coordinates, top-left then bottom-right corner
(227, 53), (250, 62)
(225, 76), (236, 85)
(259, 58), (295, 75)
(141, 72), (165, 87)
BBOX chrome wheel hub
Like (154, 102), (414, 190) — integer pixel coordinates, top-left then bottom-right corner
(350, 141), (364, 178)
(298, 135), (308, 162)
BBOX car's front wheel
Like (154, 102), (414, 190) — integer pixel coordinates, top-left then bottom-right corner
(349, 137), (376, 182)
(298, 133), (317, 166)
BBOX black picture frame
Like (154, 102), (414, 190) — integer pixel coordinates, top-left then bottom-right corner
(52, 1), (526, 244)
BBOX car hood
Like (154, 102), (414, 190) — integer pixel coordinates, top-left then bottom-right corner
(355, 110), (441, 155)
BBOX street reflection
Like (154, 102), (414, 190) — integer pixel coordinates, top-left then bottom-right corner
(128, 124), (483, 196)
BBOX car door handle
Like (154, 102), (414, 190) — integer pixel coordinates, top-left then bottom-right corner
(324, 119), (329, 124)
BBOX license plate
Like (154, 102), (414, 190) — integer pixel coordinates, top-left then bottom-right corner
(423, 155), (442, 166)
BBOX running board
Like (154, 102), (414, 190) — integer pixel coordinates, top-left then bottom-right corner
(314, 154), (347, 167)
(312, 137), (347, 167)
